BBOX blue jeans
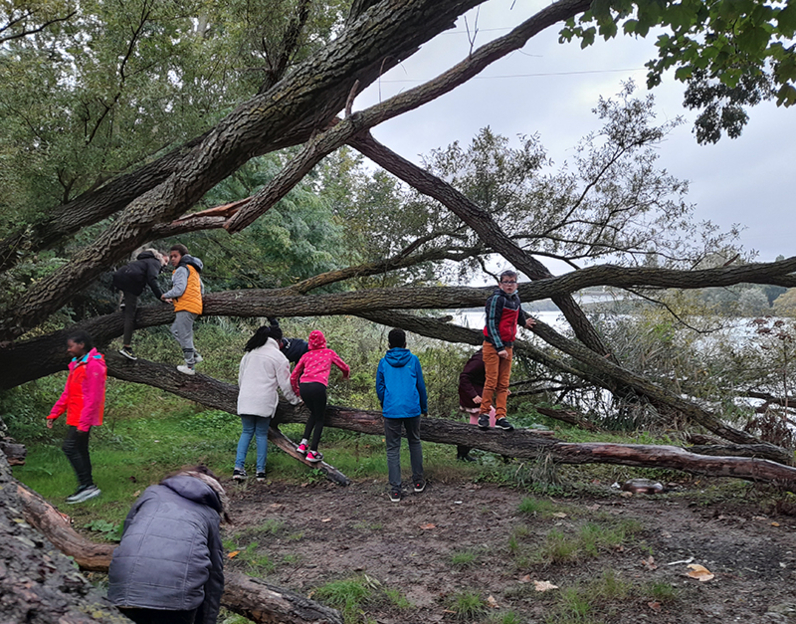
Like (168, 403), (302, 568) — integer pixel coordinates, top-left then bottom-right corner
(235, 415), (270, 473)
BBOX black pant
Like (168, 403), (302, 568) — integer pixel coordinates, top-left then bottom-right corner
(63, 425), (93, 489)
(122, 290), (139, 346)
(119, 607), (198, 624)
(300, 382), (327, 451)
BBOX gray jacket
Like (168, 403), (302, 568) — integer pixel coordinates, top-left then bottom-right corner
(108, 475), (224, 623)
(162, 255), (205, 300)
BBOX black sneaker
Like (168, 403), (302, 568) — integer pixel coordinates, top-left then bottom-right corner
(478, 414), (490, 430)
(232, 468), (247, 481)
(256, 472), (266, 482)
(457, 453), (477, 462)
(67, 485), (101, 504)
(119, 346), (137, 361)
(413, 479), (426, 493)
(65, 485), (89, 502)
(495, 417), (514, 431)
(389, 488), (402, 502)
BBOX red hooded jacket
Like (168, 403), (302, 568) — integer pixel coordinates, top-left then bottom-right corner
(48, 348), (107, 432)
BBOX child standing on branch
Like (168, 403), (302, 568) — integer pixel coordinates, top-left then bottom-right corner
(480, 270), (535, 432)
(290, 330), (349, 463)
(161, 244), (205, 375)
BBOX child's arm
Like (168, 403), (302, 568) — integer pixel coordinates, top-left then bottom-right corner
(415, 358), (428, 415)
(331, 350), (350, 379)
(375, 360), (385, 406)
(290, 355), (306, 395)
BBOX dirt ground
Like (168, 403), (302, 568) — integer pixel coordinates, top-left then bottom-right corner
(225, 477), (796, 624)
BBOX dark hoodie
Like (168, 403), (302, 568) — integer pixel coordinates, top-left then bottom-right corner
(111, 251), (164, 298)
(376, 347), (428, 419)
(108, 474), (225, 623)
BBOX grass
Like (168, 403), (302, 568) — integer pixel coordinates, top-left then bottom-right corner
(314, 576), (378, 623)
(447, 590), (487, 621)
(450, 549), (479, 569)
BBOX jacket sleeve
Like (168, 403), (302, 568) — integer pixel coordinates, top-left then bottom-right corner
(145, 261), (164, 299)
(290, 356), (305, 395)
(276, 357), (301, 404)
(48, 378), (69, 421)
(201, 515), (225, 624)
(415, 357), (428, 414)
(79, 357), (106, 432)
(161, 266), (188, 299)
(331, 351), (350, 378)
(484, 294), (506, 350)
(375, 360), (385, 406)
(458, 356), (481, 400)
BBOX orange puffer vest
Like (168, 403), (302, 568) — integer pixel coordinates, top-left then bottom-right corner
(174, 265), (203, 315)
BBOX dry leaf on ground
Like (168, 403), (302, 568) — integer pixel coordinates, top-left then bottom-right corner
(686, 564), (715, 582)
(321, 518), (331, 523)
(420, 523), (436, 530)
(648, 601), (662, 612)
(486, 595), (499, 608)
(551, 512), (567, 518)
(534, 580), (559, 592)
(228, 550), (240, 559)
(641, 556), (657, 570)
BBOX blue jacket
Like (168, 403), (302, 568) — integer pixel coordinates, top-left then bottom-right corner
(376, 348), (428, 418)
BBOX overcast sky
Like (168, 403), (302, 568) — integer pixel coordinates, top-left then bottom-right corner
(356, 0), (794, 271)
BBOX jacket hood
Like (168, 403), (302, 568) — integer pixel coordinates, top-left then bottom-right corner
(493, 286), (519, 302)
(161, 474), (224, 515)
(308, 330), (327, 350)
(136, 250), (158, 262)
(384, 347), (412, 368)
(178, 255), (204, 273)
(71, 347), (104, 367)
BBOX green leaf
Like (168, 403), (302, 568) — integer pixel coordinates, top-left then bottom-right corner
(735, 24), (772, 55)
(777, 3), (796, 38)
(674, 65), (693, 81)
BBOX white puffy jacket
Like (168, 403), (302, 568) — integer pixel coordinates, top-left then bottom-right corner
(237, 337), (300, 417)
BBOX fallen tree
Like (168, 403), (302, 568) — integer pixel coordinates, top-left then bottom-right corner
(105, 355), (796, 488)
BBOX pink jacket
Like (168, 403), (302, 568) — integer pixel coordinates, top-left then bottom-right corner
(290, 331), (349, 395)
(48, 348), (107, 432)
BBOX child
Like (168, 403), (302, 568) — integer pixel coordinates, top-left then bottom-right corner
(46, 330), (106, 504)
(375, 328), (427, 502)
(235, 326), (301, 482)
(290, 330), (349, 462)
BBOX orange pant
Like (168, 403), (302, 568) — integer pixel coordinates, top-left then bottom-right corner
(480, 341), (513, 419)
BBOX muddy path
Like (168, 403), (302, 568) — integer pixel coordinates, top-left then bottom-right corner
(225, 479), (796, 623)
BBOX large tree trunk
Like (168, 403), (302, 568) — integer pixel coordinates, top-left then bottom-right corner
(14, 481), (343, 624)
(0, 453), (123, 623)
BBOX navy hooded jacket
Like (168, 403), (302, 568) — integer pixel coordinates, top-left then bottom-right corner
(376, 348), (428, 418)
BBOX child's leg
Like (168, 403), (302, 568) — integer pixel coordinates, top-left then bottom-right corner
(254, 416), (271, 473)
(300, 382), (326, 450)
(404, 416), (423, 483)
(383, 417), (403, 489)
(235, 415), (256, 470)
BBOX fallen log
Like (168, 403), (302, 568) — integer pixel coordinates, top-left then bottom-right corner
(16, 482), (343, 624)
(105, 355), (796, 489)
(0, 438), (26, 465)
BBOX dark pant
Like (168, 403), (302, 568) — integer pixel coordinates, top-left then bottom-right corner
(300, 382), (327, 451)
(63, 425), (93, 489)
(119, 607), (198, 624)
(384, 416), (423, 489)
(122, 291), (139, 346)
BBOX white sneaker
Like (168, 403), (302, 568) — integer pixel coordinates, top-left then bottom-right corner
(177, 364), (195, 375)
(194, 352), (203, 363)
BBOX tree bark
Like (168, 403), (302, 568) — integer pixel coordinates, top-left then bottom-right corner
(14, 481), (343, 624)
(0, 453), (124, 623)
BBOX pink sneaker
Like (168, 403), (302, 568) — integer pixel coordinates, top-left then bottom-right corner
(296, 443), (308, 455)
(306, 450), (323, 463)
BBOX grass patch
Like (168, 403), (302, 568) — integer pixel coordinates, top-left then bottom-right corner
(383, 587), (412, 609)
(448, 590), (487, 621)
(313, 575), (378, 623)
(534, 517), (644, 564)
(517, 496), (556, 516)
(450, 549), (479, 569)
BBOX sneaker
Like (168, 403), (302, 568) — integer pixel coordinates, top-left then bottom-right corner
(478, 414), (490, 430)
(296, 442), (308, 455)
(457, 453), (477, 463)
(65, 485), (89, 502)
(389, 488), (402, 502)
(67, 485), (101, 504)
(306, 450), (323, 463)
(119, 346), (137, 361)
(194, 352), (203, 363)
(232, 468), (247, 481)
(413, 479), (426, 493)
(495, 417), (514, 431)
(177, 364), (195, 375)
(256, 472), (266, 482)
